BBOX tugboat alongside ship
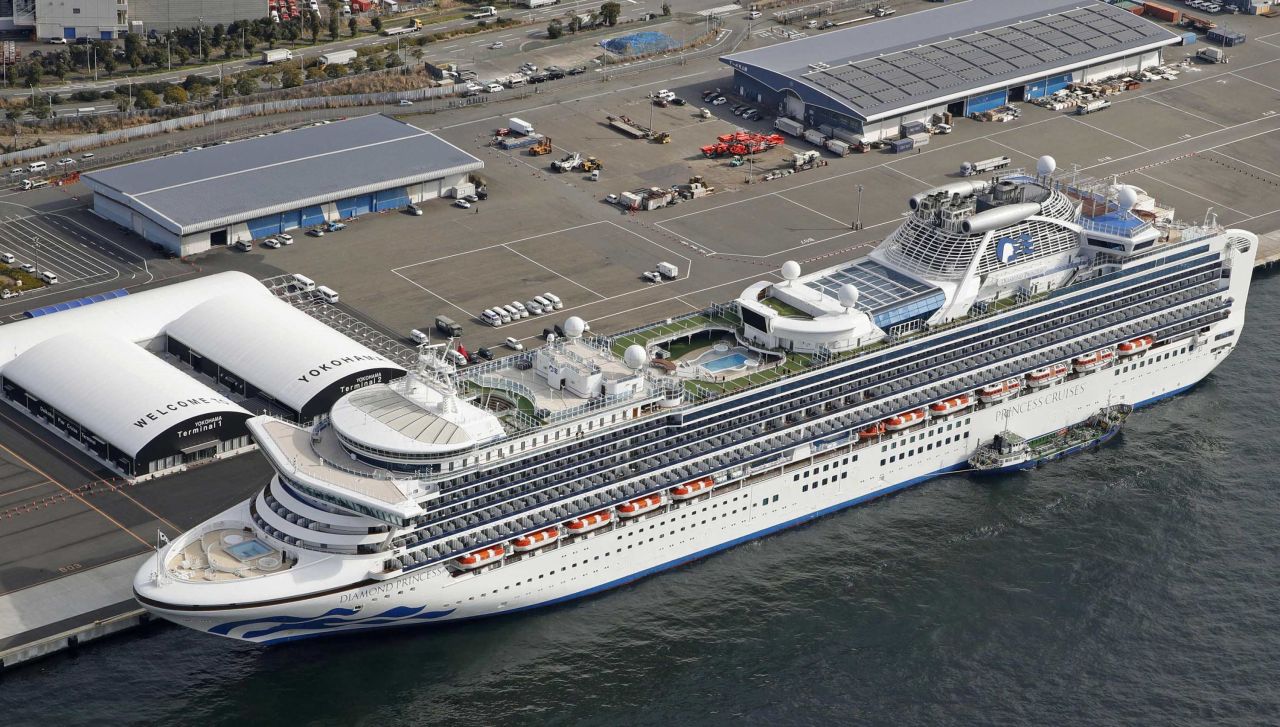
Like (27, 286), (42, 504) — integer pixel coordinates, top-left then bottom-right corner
(968, 404), (1133, 474)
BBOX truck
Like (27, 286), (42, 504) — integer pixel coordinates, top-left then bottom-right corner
(320, 49), (357, 65)
(261, 48), (293, 64)
(382, 19), (423, 36)
(960, 156), (1011, 176)
(774, 117), (805, 137)
(515, 0), (557, 6)
(1075, 98), (1112, 115)
(802, 128), (828, 147)
(825, 138), (851, 157)
(656, 262), (679, 279)
(499, 133), (545, 150)
(1197, 47), (1228, 63)
(508, 117), (535, 136)
(469, 5), (497, 18)
(607, 115), (649, 139)
(436, 315), (463, 338)
(552, 152), (581, 172)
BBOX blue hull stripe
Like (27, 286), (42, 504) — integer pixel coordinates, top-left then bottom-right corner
(255, 381), (1201, 645)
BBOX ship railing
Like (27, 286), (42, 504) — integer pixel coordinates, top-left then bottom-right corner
(1079, 218), (1153, 238)
(404, 298), (1234, 566)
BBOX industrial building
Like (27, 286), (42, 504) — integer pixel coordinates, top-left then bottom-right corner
(0, 271), (406, 477)
(721, 0), (1182, 143)
(0, 0), (268, 39)
(83, 115), (484, 256)
(1, 333), (254, 477)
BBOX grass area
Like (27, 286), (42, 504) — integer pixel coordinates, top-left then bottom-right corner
(463, 383), (538, 420)
(0, 266), (44, 294)
(759, 296), (812, 319)
(610, 314), (737, 357)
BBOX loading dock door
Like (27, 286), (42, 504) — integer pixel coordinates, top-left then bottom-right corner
(784, 93), (805, 121)
(246, 214), (281, 239)
(965, 89), (1008, 115)
(210, 229), (228, 246)
(300, 205), (325, 227)
(281, 210), (303, 231)
(374, 187), (410, 212)
(336, 194), (373, 218)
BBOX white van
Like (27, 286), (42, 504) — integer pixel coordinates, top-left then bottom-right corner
(495, 306), (512, 324)
(533, 295), (553, 311)
(410, 329), (429, 344)
(39, 270), (58, 284)
(483, 309), (503, 326)
(510, 301), (528, 318)
(317, 285), (340, 304)
(27, 161), (47, 173)
(446, 349), (468, 366)
(292, 273), (316, 293)
(543, 292), (563, 309)
(502, 304), (520, 321)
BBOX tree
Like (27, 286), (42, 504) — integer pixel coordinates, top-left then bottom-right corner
(306, 66), (326, 81)
(661, 2), (670, 15)
(163, 85), (189, 104)
(212, 23), (225, 47)
(235, 75), (258, 96)
(308, 11), (322, 44)
(328, 1), (342, 40)
(223, 40), (236, 60)
(134, 89), (160, 109)
(349, 16), (359, 37)
(371, 16), (383, 32)
(324, 63), (346, 79)
(281, 66), (304, 88)
(23, 62), (41, 88)
(599, 1), (621, 26)
(547, 19), (564, 39)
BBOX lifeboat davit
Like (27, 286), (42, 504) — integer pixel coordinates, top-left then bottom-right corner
(565, 510), (612, 535)
(1073, 348), (1115, 373)
(979, 379), (1021, 403)
(1026, 363), (1070, 387)
(456, 545), (504, 569)
(618, 493), (666, 518)
(671, 477), (715, 500)
(512, 527), (560, 552)
(859, 422), (886, 440)
(1117, 335), (1154, 356)
(929, 394), (973, 415)
(885, 409), (927, 431)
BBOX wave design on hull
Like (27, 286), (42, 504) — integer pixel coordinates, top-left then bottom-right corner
(209, 605), (456, 639)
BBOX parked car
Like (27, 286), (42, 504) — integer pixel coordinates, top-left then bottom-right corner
(486, 83), (504, 93)
(642, 270), (662, 283)
(671, 97), (686, 106)
(567, 66), (586, 75)
(277, 232), (293, 244)
(711, 96), (728, 105)
(234, 240), (253, 251)
(1, 252), (15, 264)
(489, 41), (504, 49)
(398, 99), (413, 107)
(262, 238), (282, 249)
(327, 221), (347, 232)
(463, 194), (479, 203)
(406, 203), (423, 216)
(605, 193), (619, 204)
(20, 262), (36, 273)
(505, 336), (524, 351)
(477, 347), (494, 361)
(455, 198), (471, 209)
(80, 152), (94, 159)
(56, 158), (75, 167)
(307, 228), (325, 237)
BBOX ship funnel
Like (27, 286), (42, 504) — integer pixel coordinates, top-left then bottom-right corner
(961, 202), (1042, 234)
(908, 180), (992, 210)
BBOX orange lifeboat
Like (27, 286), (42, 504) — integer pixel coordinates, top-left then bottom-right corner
(1026, 363), (1069, 388)
(1117, 335), (1154, 356)
(885, 409), (926, 431)
(671, 477), (715, 500)
(512, 527), (560, 552)
(979, 379), (1021, 403)
(1073, 348), (1115, 373)
(455, 545), (504, 570)
(565, 510), (612, 535)
(859, 422), (886, 440)
(618, 493), (666, 518)
(929, 394), (973, 415)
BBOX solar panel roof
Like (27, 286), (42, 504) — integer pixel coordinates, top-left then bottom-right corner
(722, 0), (1180, 121)
(83, 115), (484, 235)
(805, 260), (938, 314)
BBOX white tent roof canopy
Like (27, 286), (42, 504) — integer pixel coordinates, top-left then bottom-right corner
(164, 293), (406, 413)
(1, 333), (250, 457)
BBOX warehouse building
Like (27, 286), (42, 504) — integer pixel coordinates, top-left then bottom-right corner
(164, 293), (406, 423)
(1, 333), (254, 477)
(83, 115), (484, 256)
(721, 0), (1182, 143)
(0, 0), (269, 39)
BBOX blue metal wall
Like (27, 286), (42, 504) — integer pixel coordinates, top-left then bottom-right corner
(374, 187), (409, 212)
(301, 206), (325, 227)
(1045, 72), (1073, 94)
(336, 194), (373, 218)
(965, 89), (1007, 115)
(246, 215), (281, 239)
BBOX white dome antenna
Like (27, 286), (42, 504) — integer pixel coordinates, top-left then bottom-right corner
(623, 344), (647, 371)
(838, 283), (860, 311)
(1117, 185), (1139, 212)
(563, 316), (586, 339)
(780, 260), (801, 285)
(1036, 155), (1056, 177)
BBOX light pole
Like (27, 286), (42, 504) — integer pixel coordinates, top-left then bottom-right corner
(32, 236), (39, 276)
(853, 184), (864, 230)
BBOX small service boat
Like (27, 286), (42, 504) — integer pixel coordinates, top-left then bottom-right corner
(1026, 363), (1069, 388)
(1117, 335), (1154, 356)
(512, 527), (560, 552)
(968, 404), (1132, 474)
(1073, 348), (1115, 373)
(565, 510), (612, 535)
(618, 493), (666, 518)
(979, 379), (1021, 403)
(456, 545), (505, 570)
(929, 394), (973, 415)
(671, 477), (715, 500)
(859, 422), (886, 440)
(885, 409), (926, 431)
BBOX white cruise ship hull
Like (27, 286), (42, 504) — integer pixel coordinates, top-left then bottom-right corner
(136, 338), (1237, 644)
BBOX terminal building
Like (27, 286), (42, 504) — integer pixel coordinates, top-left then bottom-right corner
(0, 271), (406, 477)
(721, 0), (1182, 143)
(83, 115), (484, 257)
(1, 333), (253, 477)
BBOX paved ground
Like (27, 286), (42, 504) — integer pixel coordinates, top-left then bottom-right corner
(0, 3), (1279, 613)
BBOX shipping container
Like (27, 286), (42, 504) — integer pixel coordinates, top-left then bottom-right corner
(889, 138), (914, 153)
(803, 128), (828, 147)
(1141, 1), (1180, 22)
(831, 127), (863, 145)
(508, 117), (535, 135)
(900, 120), (928, 137)
(1207, 29), (1245, 46)
(319, 49), (357, 65)
(908, 132), (930, 147)
(825, 139), (851, 157)
(1180, 31), (1197, 45)
(774, 117), (805, 137)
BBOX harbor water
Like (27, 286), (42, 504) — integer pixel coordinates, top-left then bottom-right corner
(2, 276), (1277, 726)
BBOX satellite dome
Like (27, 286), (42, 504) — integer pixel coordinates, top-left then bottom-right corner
(623, 344), (647, 370)
(1036, 155), (1057, 177)
(1117, 185), (1139, 211)
(838, 283), (860, 310)
(563, 316), (586, 338)
(781, 260), (801, 282)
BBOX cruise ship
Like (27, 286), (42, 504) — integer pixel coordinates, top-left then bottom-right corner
(134, 157), (1257, 643)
